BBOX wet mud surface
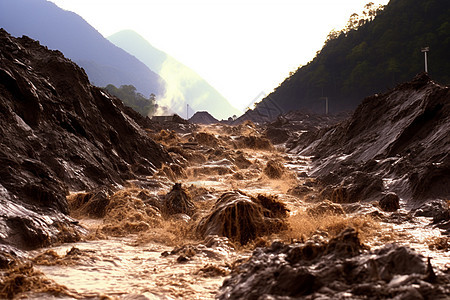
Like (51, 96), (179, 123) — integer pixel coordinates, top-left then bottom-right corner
(1, 121), (449, 299)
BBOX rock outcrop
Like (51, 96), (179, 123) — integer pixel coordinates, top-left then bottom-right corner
(0, 29), (170, 249)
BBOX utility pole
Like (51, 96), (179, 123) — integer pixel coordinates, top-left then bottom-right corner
(186, 104), (189, 120)
(421, 47), (429, 73)
(320, 97), (328, 115)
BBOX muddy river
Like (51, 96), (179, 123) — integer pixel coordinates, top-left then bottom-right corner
(6, 123), (449, 299)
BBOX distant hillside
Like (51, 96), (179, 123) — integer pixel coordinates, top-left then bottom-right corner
(108, 30), (241, 120)
(189, 111), (219, 125)
(257, 0), (450, 115)
(0, 0), (165, 96)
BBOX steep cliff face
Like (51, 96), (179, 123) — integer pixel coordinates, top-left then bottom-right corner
(295, 73), (450, 205)
(0, 29), (170, 249)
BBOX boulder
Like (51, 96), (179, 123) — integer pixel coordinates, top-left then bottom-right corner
(379, 192), (401, 212)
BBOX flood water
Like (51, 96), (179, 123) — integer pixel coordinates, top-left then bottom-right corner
(16, 124), (450, 299)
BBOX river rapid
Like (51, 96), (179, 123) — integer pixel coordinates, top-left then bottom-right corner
(6, 123), (449, 299)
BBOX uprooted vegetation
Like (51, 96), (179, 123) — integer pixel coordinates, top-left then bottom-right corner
(197, 191), (289, 245)
(0, 263), (75, 299)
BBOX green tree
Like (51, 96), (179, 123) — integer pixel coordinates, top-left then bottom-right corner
(103, 84), (157, 116)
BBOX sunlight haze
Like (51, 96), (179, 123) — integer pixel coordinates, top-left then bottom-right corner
(48, 0), (389, 111)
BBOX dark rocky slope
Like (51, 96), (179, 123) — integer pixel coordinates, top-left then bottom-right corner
(292, 73), (450, 206)
(0, 29), (170, 250)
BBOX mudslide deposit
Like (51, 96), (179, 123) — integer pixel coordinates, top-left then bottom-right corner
(1, 30), (449, 300)
(292, 73), (450, 207)
(0, 29), (170, 251)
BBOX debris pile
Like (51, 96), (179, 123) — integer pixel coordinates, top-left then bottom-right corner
(295, 73), (450, 205)
(218, 227), (450, 299)
(197, 191), (288, 245)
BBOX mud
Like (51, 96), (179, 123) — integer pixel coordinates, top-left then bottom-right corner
(4, 116), (450, 299)
(196, 191), (288, 245)
(218, 228), (450, 300)
(1, 29), (449, 299)
(0, 29), (170, 250)
(294, 73), (450, 206)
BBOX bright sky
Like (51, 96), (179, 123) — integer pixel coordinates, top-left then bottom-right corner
(48, 0), (389, 111)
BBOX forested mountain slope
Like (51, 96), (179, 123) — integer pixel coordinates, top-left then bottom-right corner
(258, 0), (449, 114)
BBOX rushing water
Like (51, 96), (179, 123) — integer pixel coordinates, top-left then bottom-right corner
(33, 235), (236, 299)
(15, 125), (449, 299)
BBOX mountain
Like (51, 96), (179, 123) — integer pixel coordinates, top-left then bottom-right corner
(0, 28), (170, 249)
(189, 111), (219, 125)
(256, 0), (450, 115)
(108, 30), (241, 120)
(0, 0), (165, 97)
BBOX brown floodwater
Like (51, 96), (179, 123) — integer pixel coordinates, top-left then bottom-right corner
(16, 124), (450, 299)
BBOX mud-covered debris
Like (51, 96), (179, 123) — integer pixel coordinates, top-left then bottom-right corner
(161, 235), (235, 261)
(254, 194), (290, 219)
(0, 247), (20, 270)
(67, 188), (111, 218)
(263, 159), (286, 179)
(264, 127), (291, 144)
(163, 183), (196, 217)
(99, 189), (162, 236)
(232, 153), (252, 169)
(306, 200), (345, 217)
(218, 227), (450, 299)
(288, 185), (314, 197)
(158, 163), (187, 181)
(196, 191), (288, 245)
(428, 237), (450, 251)
(235, 135), (274, 150)
(195, 132), (221, 147)
(153, 129), (180, 146)
(0, 262), (74, 299)
(379, 192), (400, 212)
(32, 247), (91, 266)
(298, 73), (450, 204)
(196, 264), (230, 277)
(0, 29), (170, 250)
(413, 199), (449, 222)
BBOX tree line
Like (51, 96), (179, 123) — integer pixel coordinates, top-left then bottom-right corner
(261, 0), (449, 114)
(103, 84), (157, 116)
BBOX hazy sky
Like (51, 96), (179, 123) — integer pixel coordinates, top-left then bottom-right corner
(48, 0), (389, 111)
